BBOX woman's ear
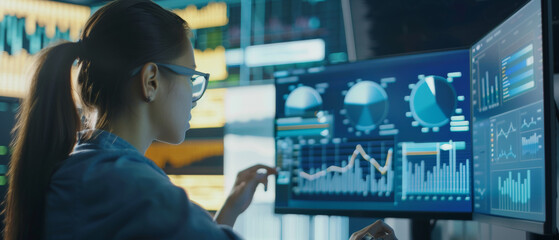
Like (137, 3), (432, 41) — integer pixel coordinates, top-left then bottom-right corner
(140, 62), (159, 102)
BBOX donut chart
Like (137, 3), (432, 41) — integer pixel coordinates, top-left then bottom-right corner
(410, 75), (457, 127)
(285, 86), (323, 117)
(343, 81), (389, 131)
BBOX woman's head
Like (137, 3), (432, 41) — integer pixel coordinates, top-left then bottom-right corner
(4, 1), (198, 239)
(78, 0), (197, 142)
(138, 40), (199, 144)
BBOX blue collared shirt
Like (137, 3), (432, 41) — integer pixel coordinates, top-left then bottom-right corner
(44, 130), (241, 240)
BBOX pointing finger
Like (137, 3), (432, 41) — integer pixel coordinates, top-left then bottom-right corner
(248, 164), (277, 175)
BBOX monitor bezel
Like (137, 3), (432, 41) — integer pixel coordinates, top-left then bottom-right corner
(273, 48), (474, 220)
(471, 0), (557, 235)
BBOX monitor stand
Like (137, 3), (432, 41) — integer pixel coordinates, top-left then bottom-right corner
(411, 219), (434, 240)
(526, 233), (559, 240)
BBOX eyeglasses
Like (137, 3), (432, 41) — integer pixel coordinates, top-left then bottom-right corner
(130, 63), (210, 102)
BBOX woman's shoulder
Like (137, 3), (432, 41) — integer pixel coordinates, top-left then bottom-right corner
(46, 147), (205, 239)
(52, 129), (165, 180)
(74, 148), (181, 203)
(54, 145), (166, 184)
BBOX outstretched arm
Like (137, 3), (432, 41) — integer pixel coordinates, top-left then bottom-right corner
(215, 164), (277, 227)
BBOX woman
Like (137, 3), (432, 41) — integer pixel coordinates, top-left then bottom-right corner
(4, 0), (396, 239)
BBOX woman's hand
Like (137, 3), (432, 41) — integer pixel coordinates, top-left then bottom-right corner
(350, 220), (397, 240)
(215, 164), (277, 227)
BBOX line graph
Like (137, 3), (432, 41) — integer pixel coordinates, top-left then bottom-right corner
(299, 145), (393, 180)
(294, 140), (394, 199)
(498, 145), (517, 159)
(494, 118), (519, 163)
(520, 117), (537, 129)
(497, 122), (517, 139)
(491, 103), (544, 163)
(519, 105), (542, 131)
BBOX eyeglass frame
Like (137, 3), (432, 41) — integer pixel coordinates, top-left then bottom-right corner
(129, 63), (210, 102)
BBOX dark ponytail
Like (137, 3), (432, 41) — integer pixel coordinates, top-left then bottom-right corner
(3, 1), (191, 239)
(4, 42), (81, 239)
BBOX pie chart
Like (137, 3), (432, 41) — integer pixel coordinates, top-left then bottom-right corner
(285, 86), (323, 117)
(410, 75), (457, 127)
(343, 81), (388, 131)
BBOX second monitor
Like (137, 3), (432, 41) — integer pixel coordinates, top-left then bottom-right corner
(275, 49), (472, 218)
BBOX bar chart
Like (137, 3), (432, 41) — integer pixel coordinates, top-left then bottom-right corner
(521, 132), (543, 159)
(401, 141), (470, 200)
(502, 44), (535, 101)
(472, 46), (501, 112)
(295, 140), (395, 200)
(479, 71), (501, 109)
(491, 168), (543, 214)
(498, 170), (530, 212)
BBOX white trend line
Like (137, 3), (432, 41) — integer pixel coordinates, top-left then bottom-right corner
(497, 122), (517, 139)
(520, 118), (537, 129)
(299, 144), (393, 181)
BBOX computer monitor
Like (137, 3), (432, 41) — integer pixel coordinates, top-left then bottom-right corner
(471, 0), (556, 234)
(342, 0), (530, 62)
(0, 96), (20, 232)
(274, 49), (472, 218)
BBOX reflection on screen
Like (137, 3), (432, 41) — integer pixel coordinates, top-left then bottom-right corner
(471, 0), (545, 221)
(275, 49), (472, 214)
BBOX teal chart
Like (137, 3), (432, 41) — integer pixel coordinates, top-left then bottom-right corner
(483, 101), (546, 221)
(343, 81), (389, 132)
(406, 73), (469, 134)
(401, 141), (470, 201)
(491, 168), (543, 214)
(294, 139), (396, 202)
(501, 44), (536, 101)
(490, 102), (544, 163)
(284, 86), (323, 117)
(409, 75), (457, 128)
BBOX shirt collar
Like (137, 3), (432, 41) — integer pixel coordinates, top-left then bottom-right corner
(77, 129), (139, 152)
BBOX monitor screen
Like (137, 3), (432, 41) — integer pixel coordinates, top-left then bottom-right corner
(345, 0), (530, 61)
(275, 49), (472, 216)
(0, 97), (19, 232)
(471, 0), (546, 222)
(0, 97), (18, 186)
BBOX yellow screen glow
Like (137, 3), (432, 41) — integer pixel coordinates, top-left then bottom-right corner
(168, 174), (225, 211)
(190, 88), (226, 129)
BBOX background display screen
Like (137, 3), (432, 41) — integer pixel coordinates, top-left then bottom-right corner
(471, 0), (546, 222)
(275, 49), (472, 214)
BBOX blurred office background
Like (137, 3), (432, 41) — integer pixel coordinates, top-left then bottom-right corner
(0, 0), (555, 239)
